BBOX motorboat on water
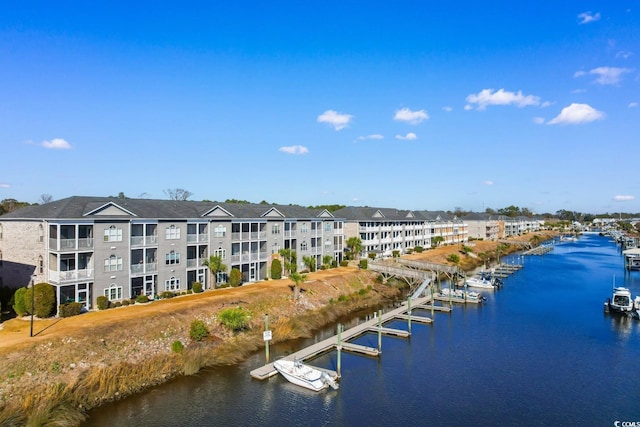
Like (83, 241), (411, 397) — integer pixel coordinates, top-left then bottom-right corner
(273, 359), (339, 391)
(464, 276), (495, 290)
(604, 286), (634, 313)
(439, 287), (484, 303)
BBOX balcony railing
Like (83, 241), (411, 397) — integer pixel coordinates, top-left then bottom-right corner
(187, 234), (209, 243)
(131, 263), (157, 275)
(48, 268), (94, 283)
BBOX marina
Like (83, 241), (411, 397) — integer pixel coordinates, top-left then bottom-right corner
(86, 234), (640, 426)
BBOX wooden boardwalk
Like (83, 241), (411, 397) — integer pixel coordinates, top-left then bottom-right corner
(250, 294), (437, 381)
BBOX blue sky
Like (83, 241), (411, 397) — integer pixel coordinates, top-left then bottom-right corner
(1, 2), (638, 214)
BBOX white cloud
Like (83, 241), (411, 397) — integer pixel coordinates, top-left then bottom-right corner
(279, 145), (309, 155)
(571, 88), (587, 94)
(532, 117), (545, 124)
(317, 110), (353, 131)
(629, 102), (638, 108)
(465, 88), (540, 110)
(394, 108), (429, 124)
(578, 11), (601, 24)
(42, 138), (72, 149)
(616, 51), (632, 59)
(443, 106), (453, 112)
(613, 195), (635, 202)
(0, 183), (10, 188)
(547, 103), (605, 125)
(483, 180), (494, 186)
(395, 133), (417, 140)
(357, 134), (384, 140)
(540, 101), (553, 108)
(574, 66), (631, 85)
(463, 104), (473, 111)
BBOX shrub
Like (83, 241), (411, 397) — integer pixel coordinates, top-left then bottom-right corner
(406, 248), (414, 254)
(192, 282), (203, 293)
(59, 302), (83, 318)
(114, 301), (122, 308)
(219, 307), (251, 332)
(136, 294), (149, 304)
(392, 250), (400, 258)
(446, 254), (460, 264)
(271, 258), (282, 280)
(340, 260), (349, 267)
(121, 299), (130, 306)
(367, 252), (376, 260)
(160, 291), (175, 299)
(187, 289), (193, 294)
(359, 259), (368, 270)
(415, 246), (424, 253)
(23, 283), (56, 318)
(96, 295), (110, 310)
(13, 287), (28, 316)
(190, 320), (209, 341)
(229, 268), (242, 287)
(171, 340), (184, 353)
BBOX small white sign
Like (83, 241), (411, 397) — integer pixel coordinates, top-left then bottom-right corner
(263, 330), (272, 341)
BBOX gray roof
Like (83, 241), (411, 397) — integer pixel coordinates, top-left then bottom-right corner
(333, 206), (461, 222)
(0, 196), (335, 221)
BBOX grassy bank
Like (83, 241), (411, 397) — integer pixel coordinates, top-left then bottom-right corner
(0, 269), (399, 426)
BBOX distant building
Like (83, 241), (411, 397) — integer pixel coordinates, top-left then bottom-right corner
(0, 197), (344, 310)
(334, 207), (468, 258)
(461, 212), (500, 241)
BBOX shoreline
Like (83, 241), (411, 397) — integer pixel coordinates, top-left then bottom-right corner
(0, 231), (558, 426)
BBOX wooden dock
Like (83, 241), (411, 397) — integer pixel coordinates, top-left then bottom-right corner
(250, 294), (435, 381)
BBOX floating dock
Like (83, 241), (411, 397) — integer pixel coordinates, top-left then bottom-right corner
(250, 294), (439, 381)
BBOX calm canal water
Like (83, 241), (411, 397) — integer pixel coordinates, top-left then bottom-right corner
(87, 234), (640, 426)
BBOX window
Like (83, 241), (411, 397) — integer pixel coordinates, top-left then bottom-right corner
(38, 224), (44, 242)
(0, 223), (3, 240)
(271, 224), (280, 234)
(104, 284), (123, 301)
(104, 255), (123, 272)
(300, 223), (309, 233)
(38, 255), (44, 274)
(301, 241), (308, 251)
(165, 225), (180, 240)
(325, 238), (332, 246)
(214, 225), (227, 237)
(214, 247), (226, 260)
(165, 276), (180, 291)
(165, 251), (180, 265)
(272, 242), (280, 254)
(325, 223), (332, 232)
(0, 250), (2, 267)
(104, 226), (123, 242)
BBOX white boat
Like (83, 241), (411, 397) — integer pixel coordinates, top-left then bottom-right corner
(439, 287), (484, 303)
(464, 277), (495, 290)
(273, 359), (339, 391)
(605, 286), (634, 313)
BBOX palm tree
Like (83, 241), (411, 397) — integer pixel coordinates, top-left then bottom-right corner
(278, 248), (296, 276)
(202, 255), (227, 289)
(302, 255), (316, 272)
(290, 271), (307, 301)
(346, 237), (362, 260)
(322, 255), (334, 269)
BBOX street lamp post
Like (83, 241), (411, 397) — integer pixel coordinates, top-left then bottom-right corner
(29, 275), (36, 337)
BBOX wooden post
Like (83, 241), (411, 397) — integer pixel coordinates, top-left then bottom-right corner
(430, 285), (434, 317)
(337, 323), (342, 378)
(378, 309), (383, 351)
(264, 314), (270, 363)
(407, 297), (412, 333)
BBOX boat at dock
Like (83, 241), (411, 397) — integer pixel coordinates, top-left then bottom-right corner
(464, 276), (495, 290)
(439, 287), (484, 303)
(604, 286), (634, 314)
(273, 359), (339, 391)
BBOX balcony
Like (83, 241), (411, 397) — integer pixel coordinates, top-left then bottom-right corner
(187, 234), (209, 243)
(186, 258), (207, 268)
(131, 263), (157, 275)
(48, 269), (94, 283)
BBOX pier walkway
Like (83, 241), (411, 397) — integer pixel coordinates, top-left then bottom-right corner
(250, 294), (437, 381)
